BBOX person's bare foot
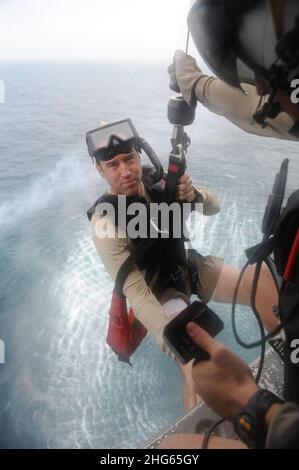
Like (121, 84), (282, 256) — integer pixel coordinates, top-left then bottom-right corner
(179, 360), (202, 411)
(183, 383), (202, 411)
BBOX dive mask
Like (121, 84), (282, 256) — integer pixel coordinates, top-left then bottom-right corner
(86, 118), (141, 162)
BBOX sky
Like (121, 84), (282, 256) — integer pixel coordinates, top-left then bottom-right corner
(0, 0), (199, 62)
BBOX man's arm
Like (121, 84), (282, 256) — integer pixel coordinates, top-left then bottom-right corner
(91, 214), (175, 358)
(170, 50), (297, 141)
(176, 173), (220, 215)
(193, 185), (220, 216)
(194, 77), (295, 140)
(186, 322), (299, 449)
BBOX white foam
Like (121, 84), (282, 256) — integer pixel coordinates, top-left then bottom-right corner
(0, 154), (87, 227)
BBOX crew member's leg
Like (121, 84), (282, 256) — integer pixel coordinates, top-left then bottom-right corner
(158, 433), (248, 449)
(177, 359), (202, 411)
(212, 262), (279, 332)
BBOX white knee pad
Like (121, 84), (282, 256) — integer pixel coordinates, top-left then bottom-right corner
(163, 298), (188, 319)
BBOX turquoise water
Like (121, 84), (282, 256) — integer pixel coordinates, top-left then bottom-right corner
(0, 61), (298, 448)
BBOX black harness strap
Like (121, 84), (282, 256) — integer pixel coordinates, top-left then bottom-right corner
(162, 155), (185, 204)
(114, 237), (159, 297)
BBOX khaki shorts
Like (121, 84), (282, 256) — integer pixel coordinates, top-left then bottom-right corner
(159, 254), (224, 307)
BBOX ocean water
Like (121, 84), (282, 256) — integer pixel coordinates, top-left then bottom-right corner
(0, 61), (298, 449)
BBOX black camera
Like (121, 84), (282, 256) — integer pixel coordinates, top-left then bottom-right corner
(163, 301), (224, 365)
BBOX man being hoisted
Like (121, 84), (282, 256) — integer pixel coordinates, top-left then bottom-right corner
(86, 118), (277, 410)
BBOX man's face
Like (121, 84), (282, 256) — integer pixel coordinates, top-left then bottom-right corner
(97, 150), (142, 196)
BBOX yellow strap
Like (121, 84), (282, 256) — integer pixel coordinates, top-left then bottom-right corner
(268, 0), (284, 38)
